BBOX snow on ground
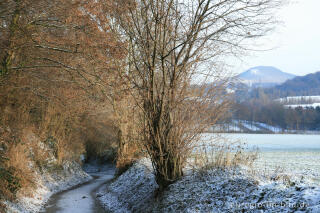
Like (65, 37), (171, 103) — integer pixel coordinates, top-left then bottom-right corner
(97, 159), (320, 213)
(211, 124), (242, 132)
(97, 159), (157, 213)
(241, 122), (262, 132)
(275, 96), (320, 109)
(254, 122), (283, 133)
(211, 120), (286, 133)
(4, 161), (92, 213)
(255, 151), (320, 184)
(239, 120), (285, 133)
(219, 133), (320, 183)
(284, 103), (320, 109)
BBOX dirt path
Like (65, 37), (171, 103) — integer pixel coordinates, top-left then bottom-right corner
(42, 165), (115, 213)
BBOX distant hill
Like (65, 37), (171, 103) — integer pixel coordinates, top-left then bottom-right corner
(266, 71), (320, 97)
(237, 66), (296, 88)
(239, 71), (320, 100)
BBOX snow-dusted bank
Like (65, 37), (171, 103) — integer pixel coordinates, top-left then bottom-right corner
(97, 159), (320, 213)
(4, 162), (92, 213)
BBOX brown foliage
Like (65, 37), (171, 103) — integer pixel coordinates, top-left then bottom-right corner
(0, 0), (127, 204)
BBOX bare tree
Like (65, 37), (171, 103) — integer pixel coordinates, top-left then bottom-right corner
(110, 0), (283, 190)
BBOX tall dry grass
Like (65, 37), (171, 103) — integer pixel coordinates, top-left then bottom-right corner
(190, 134), (259, 172)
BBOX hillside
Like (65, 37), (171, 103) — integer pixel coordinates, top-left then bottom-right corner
(268, 71), (320, 97)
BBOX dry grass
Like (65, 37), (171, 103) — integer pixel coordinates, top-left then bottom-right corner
(0, 128), (34, 201)
(0, 203), (6, 213)
(5, 142), (35, 198)
(190, 135), (259, 172)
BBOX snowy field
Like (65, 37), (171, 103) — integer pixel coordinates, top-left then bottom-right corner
(222, 133), (320, 151)
(214, 134), (320, 184)
(284, 103), (320, 109)
(275, 96), (320, 109)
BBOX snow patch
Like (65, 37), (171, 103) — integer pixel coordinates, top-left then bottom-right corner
(250, 69), (259, 74)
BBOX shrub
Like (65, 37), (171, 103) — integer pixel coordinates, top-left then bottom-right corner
(0, 128), (34, 201)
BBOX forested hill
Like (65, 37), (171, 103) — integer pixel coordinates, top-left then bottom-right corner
(264, 71), (320, 98)
(242, 71), (320, 100)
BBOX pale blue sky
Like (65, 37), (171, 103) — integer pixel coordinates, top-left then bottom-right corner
(233, 0), (320, 76)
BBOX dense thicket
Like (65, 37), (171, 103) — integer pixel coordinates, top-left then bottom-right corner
(0, 0), (127, 204)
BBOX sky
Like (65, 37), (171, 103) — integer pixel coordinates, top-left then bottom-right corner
(233, 0), (320, 76)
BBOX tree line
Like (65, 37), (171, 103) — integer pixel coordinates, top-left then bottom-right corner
(233, 98), (320, 131)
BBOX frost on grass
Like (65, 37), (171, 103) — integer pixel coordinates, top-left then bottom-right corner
(98, 159), (320, 213)
(97, 158), (158, 213)
(4, 161), (91, 213)
(155, 167), (319, 213)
